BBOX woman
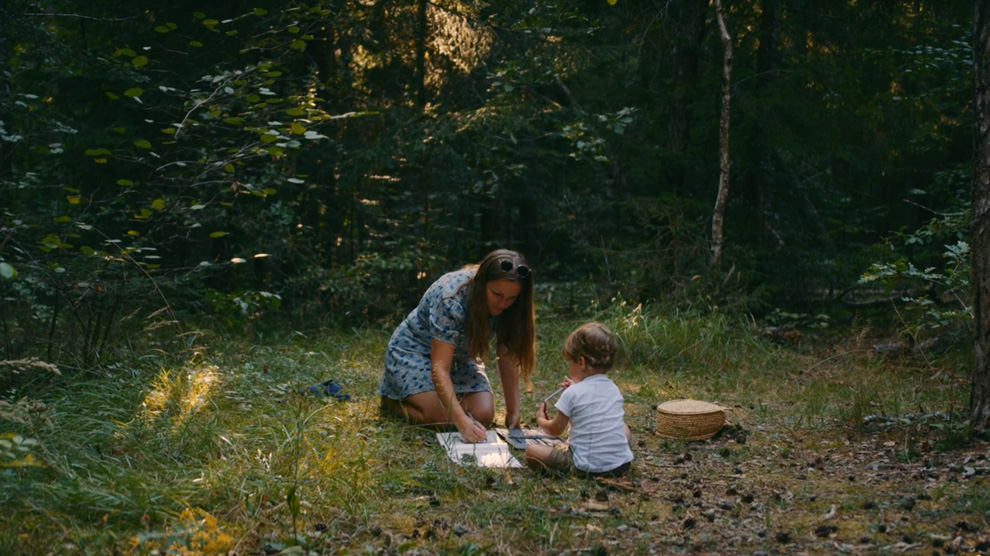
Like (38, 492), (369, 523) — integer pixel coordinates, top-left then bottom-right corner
(379, 249), (536, 442)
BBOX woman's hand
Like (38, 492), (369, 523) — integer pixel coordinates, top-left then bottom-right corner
(456, 411), (488, 443)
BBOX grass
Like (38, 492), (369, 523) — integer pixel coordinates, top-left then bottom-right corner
(1, 304), (988, 555)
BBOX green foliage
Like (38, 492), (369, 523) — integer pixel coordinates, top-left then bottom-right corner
(859, 203), (972, 341)
(0, 263), (15, 280)
(2, 3), (383, 359)
(129, 508), (235, 555)
(0, 0), (978, 364)
(765, 309), (832, 331)
(203, 288), (282, 330)
(0, 250), (177, 369)
(929, 419), (975, 452)
(0, 433), (43, 469)
(1, 358), (61, 469)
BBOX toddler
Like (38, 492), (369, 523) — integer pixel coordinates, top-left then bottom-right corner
(525, 322), (633, 477)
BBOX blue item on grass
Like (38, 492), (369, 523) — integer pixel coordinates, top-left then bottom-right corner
(300, 379), (350, 401)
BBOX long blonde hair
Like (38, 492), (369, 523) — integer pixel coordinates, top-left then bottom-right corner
(461, 249), (536, 384)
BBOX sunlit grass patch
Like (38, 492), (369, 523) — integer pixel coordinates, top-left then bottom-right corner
(127, 508), (235, 556)
(140, 364), (221, 426)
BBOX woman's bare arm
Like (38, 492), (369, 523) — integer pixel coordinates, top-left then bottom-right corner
(431, 339), (486, 442)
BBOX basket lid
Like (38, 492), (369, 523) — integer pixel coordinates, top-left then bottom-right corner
(657, 399), (724, 415)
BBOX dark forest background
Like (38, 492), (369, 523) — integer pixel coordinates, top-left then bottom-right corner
(0, 0), (975, 371)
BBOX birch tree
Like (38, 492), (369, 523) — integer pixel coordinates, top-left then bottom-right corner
(710, 0), (733, 267)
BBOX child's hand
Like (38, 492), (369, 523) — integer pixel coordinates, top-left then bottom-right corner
(536, 401), (569, 437)
(561, 377), (575, 388)
(537, 402), (550, 425)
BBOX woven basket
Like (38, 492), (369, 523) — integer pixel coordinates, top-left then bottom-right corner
(655, 399), (726, 441)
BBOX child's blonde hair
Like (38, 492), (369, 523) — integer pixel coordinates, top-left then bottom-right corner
(562, 322), (617, 370)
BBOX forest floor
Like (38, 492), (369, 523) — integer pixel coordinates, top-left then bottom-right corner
(356, 387), (990, 555)
(2, 319), (990, 555)
(580, 405), (990, 555)
(266, 328), (990, 556)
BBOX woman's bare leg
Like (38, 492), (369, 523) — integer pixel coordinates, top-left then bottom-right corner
(381, 391), (447, 425)
(381, 391), (494, 427)
(459, 391), (494, 426)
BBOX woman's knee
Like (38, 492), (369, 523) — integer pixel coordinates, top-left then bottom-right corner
(460, 392), (494, 425)
(385, 392), (448, 425)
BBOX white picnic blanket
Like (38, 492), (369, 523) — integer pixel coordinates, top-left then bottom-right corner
(436, 431), (524, 468)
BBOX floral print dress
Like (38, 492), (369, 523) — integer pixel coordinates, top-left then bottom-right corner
(379, 269), (492, 399)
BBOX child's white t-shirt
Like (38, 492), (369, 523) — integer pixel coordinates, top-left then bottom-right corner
(555, 374), (634, 473)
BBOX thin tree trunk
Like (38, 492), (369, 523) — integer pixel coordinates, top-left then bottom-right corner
(0, 0), (13, 191)
(666, 0), (709, 153)
(747, 0), (778, 251)
(971, 0), (990, 431)
(659, 0), (708, 193)
(416, 0), (428, 108)
(710, 0), (733, 267)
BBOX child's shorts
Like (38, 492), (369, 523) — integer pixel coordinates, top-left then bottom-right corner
(545, 445), (631, 478)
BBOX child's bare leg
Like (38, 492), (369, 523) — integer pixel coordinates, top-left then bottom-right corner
(525, 444), (555, 470)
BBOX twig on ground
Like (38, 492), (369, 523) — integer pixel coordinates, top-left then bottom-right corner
(594, 477), (643, 493)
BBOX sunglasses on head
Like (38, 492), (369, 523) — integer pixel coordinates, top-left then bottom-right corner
(499, 259), (530, 278)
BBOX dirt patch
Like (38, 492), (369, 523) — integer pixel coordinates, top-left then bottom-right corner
(612, 412), (990, 555)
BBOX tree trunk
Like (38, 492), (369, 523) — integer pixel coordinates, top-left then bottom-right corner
(416, 0), (428, 108)
(661, 0), (709, 192)
(710, 0), (733, 267)
(666, 0), (708, 152)
(0, 0), (12, 190)
(971, 0), (990, 430)
(749, 0), (780, 250)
